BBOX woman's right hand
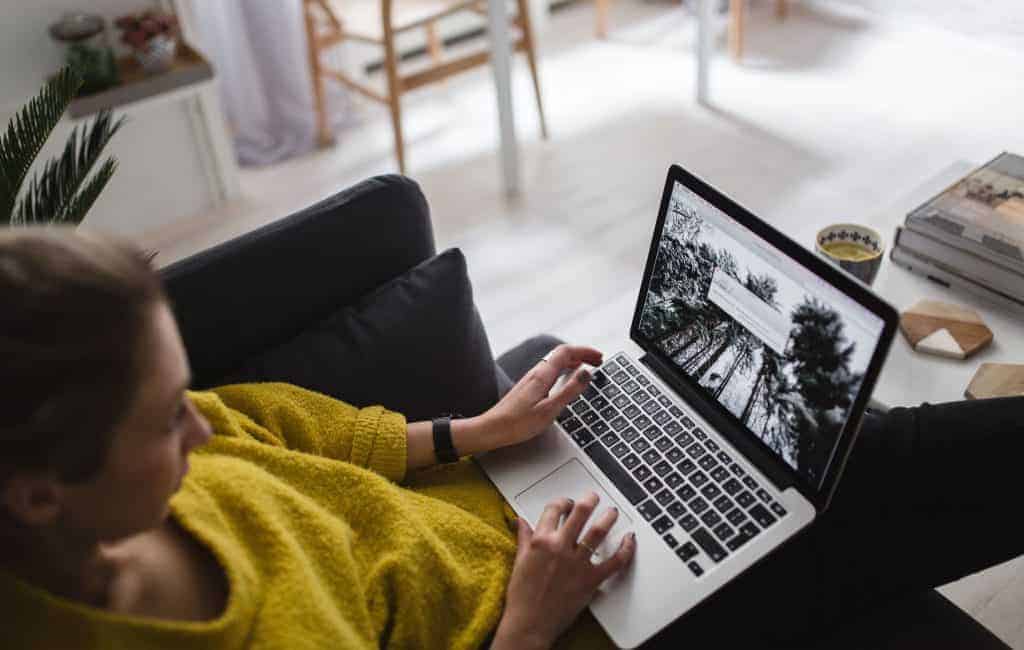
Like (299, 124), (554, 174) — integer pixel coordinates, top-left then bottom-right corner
(491, 492), (637, 650)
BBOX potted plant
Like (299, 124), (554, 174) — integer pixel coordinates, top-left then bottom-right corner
(0, 66), (124, 226)
(115, 10), (180, 75)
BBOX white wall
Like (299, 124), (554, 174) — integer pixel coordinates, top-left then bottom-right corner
(1, 0), (234, 239)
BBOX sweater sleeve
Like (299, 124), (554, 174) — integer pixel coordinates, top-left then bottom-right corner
(190, 383), (408, 482)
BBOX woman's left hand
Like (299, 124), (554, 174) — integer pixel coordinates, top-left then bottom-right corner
(469, 344), (602, 451)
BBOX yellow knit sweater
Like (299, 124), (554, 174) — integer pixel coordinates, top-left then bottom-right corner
(3, 383), (612, 649)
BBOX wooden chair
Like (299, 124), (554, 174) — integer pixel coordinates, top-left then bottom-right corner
(593, 0), (789, 62)
(303, 0), (548, 173)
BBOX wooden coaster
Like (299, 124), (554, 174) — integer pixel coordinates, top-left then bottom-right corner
(965, 363), (1024, 399)
(899, 299), (993, 359)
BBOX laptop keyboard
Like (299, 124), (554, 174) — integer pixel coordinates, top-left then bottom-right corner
(557, 354), (789, 578)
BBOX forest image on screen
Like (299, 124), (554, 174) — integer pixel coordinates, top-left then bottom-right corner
(639, 184), (874, 486)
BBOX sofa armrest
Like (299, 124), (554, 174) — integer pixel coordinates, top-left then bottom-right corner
(161, 175), (435, 386)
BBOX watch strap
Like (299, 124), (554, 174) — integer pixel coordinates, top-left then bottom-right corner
(432, 416), (459, 464)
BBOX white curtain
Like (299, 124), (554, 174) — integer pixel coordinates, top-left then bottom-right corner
(178, 1), (349, 166)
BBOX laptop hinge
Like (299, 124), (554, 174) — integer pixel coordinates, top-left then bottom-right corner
(638, 351), (799, 495)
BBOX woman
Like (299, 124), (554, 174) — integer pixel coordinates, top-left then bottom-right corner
(0, 229), (1020, 649)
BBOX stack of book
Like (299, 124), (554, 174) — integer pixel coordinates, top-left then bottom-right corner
(891, 152), (1024, 311)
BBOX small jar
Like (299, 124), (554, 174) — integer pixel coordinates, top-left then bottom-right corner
(49, 13), (119, 94)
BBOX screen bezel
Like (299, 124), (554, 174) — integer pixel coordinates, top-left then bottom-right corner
(630, 164), (898, 512)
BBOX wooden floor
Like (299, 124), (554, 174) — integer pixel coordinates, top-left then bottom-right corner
(143, 1), (1024, 645)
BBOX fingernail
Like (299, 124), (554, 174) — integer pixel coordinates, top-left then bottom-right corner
(578, 369), (592, 383)
(629, 532), (637, 543)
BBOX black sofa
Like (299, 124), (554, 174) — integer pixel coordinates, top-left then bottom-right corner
(160, 175), (1008, 649)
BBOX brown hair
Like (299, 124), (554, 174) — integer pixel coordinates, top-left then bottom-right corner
(0, 228), (166, 483)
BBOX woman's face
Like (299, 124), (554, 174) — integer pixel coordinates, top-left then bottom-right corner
(58, 301), (212, 542)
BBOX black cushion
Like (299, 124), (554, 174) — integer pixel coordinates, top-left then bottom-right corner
(219, 248), (498, 421)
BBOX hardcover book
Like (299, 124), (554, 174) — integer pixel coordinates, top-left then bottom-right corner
(905, 152), (1024, 274)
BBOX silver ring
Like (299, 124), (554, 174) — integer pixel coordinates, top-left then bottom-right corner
(579, 541), (598, 556)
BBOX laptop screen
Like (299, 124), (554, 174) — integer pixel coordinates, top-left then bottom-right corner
(636, 180), (885, 489)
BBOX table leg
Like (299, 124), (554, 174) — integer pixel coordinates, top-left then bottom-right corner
(487, 0), (521, 196)
(696, 0), (713, 105)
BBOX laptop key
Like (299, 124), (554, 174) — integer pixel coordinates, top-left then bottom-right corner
(717, 451), (732, 465)
(663, 532), (679, 548)
(583, 385), (599, 401)
(740, 522), (759, 537)
(665, 420), (683, 436)
(658, 396), (673, 408)
(654, 437), (673, 452)
(729, 462), (745, 477)
(584, 442), (647, 505)
(681, 416), (695, 428)
(632, 465), (652, 482)
(757, 488), (773, 503)
(622, 453), (641, 469)
(686, 443), (706, 459)
(571, 429), (595, 447)
(743, 476), (759, 490)
(642, 449), (662, 465)
(736, 491), (755, 508)
(621, 427), (640, 443)
(711, 467), (730, 483)
(693, 527), (728, 563)
(698, 455), (717, 471)
(677, 542), (699, 562)
(643, 476), (664, 493)
(676, 458), (697, 474)
(679, 514), (700, 532)
(653, 460), (673, 477)
(689, 497), (710, 514)
(636, 375), (651, 385)
(591, 396), (610, 410)
(600, 406), (617, 420)
(749, 504), (777, 528)
(581, 410), (599, 425)
(642, 400), (661, 415)
(592, 371), (609, 388)
(611, 442), (630, 458)
(625, 365), (640, 377)
(666, 447), (685, 464)
(633, 390), (652, 404)
(602, 384), (621, 399)
(655, 489), (675, 506)
(612, 370), (630, 384)
(705, 440), (719, 453)
(631, 438), (651, 453)
(652, 515), (674, 534)
(591, 421), (610, 436)
(664, 471), (684, 489)
(726, 508), (748, 526)
(676, 484), (697, 501)
(723, 478), (743, 495)
(669, 405), (684, 418)
(653, 409), (672, 426)
(622, 380), (640, 394)
(648, 385), (662, 396)
(675, 431), (694, 447)
(610, 416), (629, 432)
(667, 501), (687, 518)
(713, 495), (734, 514)
(562, 417), (583, 433)
(634, 415), (652, 430)
(690, 471), (709, 488)
(642, 425), (662, 441)
(601, 432), (619, 447)
(726, 528), (755, 551)
(701, 484), (721, 500)
(713, 522), (735, 541)
(700, 510), (722, 528)
(770, 501), (788, 517)
(623, 404), (641, 419)
(687, 561), (704, 577)
(637, 499), (662, 521)
(693, 427), (708, 440)
(612, 394), (632, 409)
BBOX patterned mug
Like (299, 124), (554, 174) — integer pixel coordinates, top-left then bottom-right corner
(815, 223), (885, 286)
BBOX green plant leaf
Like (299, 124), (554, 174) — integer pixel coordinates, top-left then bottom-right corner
(62, 157), (119, 226)
(12, 109), (126, 226)
(0, 67), (83, 224)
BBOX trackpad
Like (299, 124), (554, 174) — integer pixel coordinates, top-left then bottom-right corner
(515, 458), (634, 561)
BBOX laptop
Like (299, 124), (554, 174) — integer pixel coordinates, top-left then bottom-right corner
(478, 164), (898, 648)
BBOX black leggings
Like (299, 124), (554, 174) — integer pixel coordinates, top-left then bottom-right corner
(647, 396), (1024, 647)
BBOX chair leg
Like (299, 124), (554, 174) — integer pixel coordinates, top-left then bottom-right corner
(595, 0), (610, 39)
(729, 0), (745, 61)
(426, 21), (444, 64)
(382, 2), (406, 173)
(775, 0), (787, 20)
(516, 0), (548, 139)
(303, 2), (334, 146)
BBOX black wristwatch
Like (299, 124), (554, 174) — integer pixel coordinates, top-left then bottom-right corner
(432, 416), (459, 464)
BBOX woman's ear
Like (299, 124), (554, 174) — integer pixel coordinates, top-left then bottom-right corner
(2, 472), (63, 527)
